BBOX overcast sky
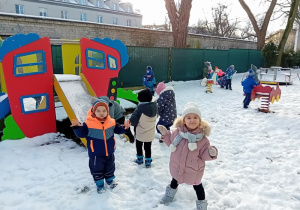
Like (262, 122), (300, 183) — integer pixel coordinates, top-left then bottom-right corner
(126, 0), (288, 34)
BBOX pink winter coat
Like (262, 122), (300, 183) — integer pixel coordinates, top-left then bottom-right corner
(161, 118), (218, 185)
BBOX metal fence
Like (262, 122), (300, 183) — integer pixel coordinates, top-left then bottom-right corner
(51, 45), (264, 88)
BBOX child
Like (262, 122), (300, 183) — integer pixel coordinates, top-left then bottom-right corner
(129, 88), (158, 168)
(217, 69), (226, 88)
(71, 98), (130, 193)
(97, 96), (134, 143)
(155, 82), (177, 143)
(157, 102), (218, 210)
(225, 65), (235, 90)
(142, 65), (156, 96)
(241, 69), (259, 109)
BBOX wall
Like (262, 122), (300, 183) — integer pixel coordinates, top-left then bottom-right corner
(0, 0), (142, 27)
(0, 14), (258, 49)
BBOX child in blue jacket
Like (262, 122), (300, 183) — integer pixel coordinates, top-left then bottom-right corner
(142, 65), (156, 96)
(225, 65), (235, 90)
(71, 99), (130, 193)
(241, 69), (259, 109)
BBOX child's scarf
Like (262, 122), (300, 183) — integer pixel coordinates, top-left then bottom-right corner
(170, 131), (204, 152)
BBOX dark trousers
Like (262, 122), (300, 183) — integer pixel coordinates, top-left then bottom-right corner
(156, 120), (173, 134)
(226, 79), (232, 89)
(89, 154), (115, 182)
(243, 92), (252, 108)
(136, 139), (152, 158)
(170, 178), (205, 200)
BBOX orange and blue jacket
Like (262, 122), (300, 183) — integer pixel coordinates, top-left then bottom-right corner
(72, 108), (126, 157)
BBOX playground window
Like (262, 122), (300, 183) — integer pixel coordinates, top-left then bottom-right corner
(86, 49), (105, 69)
(20, 93), (49, 114)
(14, 51), (46, 76)
(107, 55), (118, 70)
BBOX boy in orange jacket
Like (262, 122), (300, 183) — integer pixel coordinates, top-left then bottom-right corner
(71, 99), (130, 193)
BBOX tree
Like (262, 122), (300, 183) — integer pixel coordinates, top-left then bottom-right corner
(238, 0), (277, 50)
(165, 0), (192, 48)
(276, 0), (300, 66)
(208, 3), (240, 38)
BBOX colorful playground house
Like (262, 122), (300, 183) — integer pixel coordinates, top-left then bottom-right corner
(0, 33), (137, 144)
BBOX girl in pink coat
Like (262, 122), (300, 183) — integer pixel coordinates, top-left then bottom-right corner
(157, 102), (218, 210)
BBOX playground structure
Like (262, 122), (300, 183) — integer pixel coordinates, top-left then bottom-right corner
(257, 66), (293, 85)
(0, 33), (138, 145)
(206, 79), (214, 93)
(251, 83), (281, 113)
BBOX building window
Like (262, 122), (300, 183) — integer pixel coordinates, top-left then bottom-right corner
(61, 10), (68, 19)
(80, 13), (86, 21)
(98, 16), (102, 23)
(127, 19), (131, 26)
(113, 17), (118, 25)
(127, 6), (131, 12)
(96, 0), (102, 7)
(62, 0), (68, 2)
(15, 4), (24, 14)
(39, 8), (47, 17)
(112, 3), (117, 10)
(79, 0), (86, 5)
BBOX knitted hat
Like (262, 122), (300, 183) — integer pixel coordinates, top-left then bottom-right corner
(156, 82), (166, 95)
(182, 102), (201, 119)
(137, 88), (153, 102)
(248, 69), (255, 77)
(230, 65), (235, 70)
(147, 65), (152, 70)
(92, 99), (109, 115)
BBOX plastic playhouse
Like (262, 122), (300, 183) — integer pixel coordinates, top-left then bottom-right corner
(0, 33), (138, 145)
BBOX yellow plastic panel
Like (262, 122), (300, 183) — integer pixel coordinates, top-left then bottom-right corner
(61, 43), (81, 75)
(0, 62), (7, 93)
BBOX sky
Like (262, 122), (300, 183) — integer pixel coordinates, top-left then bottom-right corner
(0, 69), (300, 210)
(126, 0), (288, 34)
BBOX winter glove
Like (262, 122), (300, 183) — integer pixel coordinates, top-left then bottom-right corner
(170, 144), (177, 152)
(157, 125), (168, 136)
(208, 146), (217, 157)
(143, 76), (147, 83)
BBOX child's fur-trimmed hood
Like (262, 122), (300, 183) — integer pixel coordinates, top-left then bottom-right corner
(173, 117), (211, 136)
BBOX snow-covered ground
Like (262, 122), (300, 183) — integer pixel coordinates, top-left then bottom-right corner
(1, 70), (300, 210)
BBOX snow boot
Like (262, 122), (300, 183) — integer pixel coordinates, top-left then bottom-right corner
(160, 185), (178, 205)
(145, 157), (152, 168)
(95, 179), (105, 194)
(135, 155), (144, 165)
(196, 200), (208, 210)
(106, 177), (118, 189)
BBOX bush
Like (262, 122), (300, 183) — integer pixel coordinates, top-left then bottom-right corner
(262, 42), (278, 67)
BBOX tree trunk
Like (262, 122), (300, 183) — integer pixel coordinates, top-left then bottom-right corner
(165, 0), (192, 48)
(276, 0), (300, 66)
(238, 0), (277, 50)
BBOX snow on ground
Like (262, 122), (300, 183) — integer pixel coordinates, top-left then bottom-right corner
(1, 70), (300, 210)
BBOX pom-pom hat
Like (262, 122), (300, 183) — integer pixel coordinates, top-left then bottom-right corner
(182, 102), (201, 119)
(248, 69), (255, 77)
(156, 82), (166, 95)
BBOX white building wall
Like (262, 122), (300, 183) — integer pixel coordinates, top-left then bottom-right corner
(0, 0), (142, 27)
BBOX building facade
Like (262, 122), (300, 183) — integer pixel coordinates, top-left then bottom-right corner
(0, 0), (142, 27)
